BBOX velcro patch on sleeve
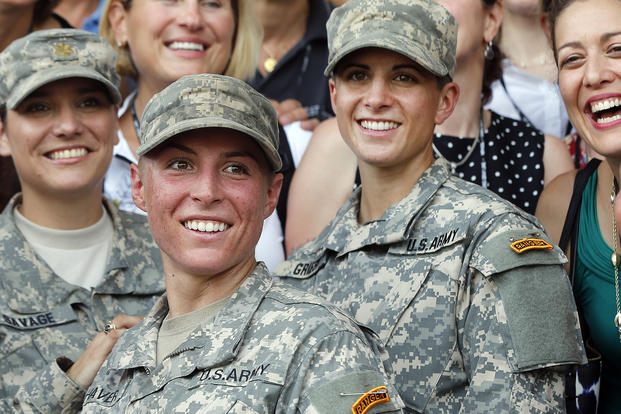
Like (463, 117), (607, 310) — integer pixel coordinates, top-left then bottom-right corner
(510, 238), (553, 254)
(351, 386), (390, 414)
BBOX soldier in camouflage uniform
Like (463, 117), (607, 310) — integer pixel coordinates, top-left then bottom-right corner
(81, 73), (404, 413)
(0, 29), (165, 411)
(274, 0), (587, 412)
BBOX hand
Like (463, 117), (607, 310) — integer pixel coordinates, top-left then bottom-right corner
(66, 314), (143, 389)
(271, 99), (320, 131)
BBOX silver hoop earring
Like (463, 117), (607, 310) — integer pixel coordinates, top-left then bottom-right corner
(484, 41), (494, 60)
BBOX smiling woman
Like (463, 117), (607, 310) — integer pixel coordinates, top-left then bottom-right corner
(535, 0), (621, 412)
(0, 29), (165, 411)
(98, 0), (286, 272)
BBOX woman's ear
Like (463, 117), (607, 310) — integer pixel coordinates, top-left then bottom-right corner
(435, 81), (460, 126)
(483, 0), (503, 44)
(107, 1), (130, 47)
(0, 120), (12, 157)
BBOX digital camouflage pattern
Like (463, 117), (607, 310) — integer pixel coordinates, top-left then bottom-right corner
(138, 74), (282, 171)
(0, 196), (165, 412)
(82, 264), (405, 413)
(275, 159), (587, 413)
(324, 0), (457, 78)
(0, 29), (121, 109)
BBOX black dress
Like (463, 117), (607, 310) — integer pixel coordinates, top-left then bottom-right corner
(433, 111), (545, 215)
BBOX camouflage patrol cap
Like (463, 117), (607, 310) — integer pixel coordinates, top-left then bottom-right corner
(0, 29), (121, 109)
(138, 74), (282, 171)
(324, 0), (458, 79)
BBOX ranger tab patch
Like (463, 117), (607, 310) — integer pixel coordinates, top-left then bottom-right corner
(351, 386), (390, 414)
(510, 238), (553, 254)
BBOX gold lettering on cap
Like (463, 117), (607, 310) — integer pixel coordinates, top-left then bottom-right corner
(54, 43), (74, 57)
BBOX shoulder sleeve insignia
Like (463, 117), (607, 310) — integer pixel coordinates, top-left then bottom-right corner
(351, 386), (390, 414)
(510, 238), (553, 254)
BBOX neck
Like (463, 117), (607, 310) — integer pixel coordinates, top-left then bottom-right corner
(164, 256), (256, 318)
(134, 79), (165, 119)
(0, 4), (34, 51)
(18, 186), (105, 230)
(255, 0), (309, 42)
(358, 148), (434, 223)
(254, 0), (308, 76)
(435, 62), (484, 138)
(53, 0), (99, 29)
(500, 11), (555, 80)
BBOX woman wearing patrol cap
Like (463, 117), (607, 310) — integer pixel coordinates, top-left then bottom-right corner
(0, 29), (164, 411)
(81, 73), (404, 413)
(274, 0), (586, 411)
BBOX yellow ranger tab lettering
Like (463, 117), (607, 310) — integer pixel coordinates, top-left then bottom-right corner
(351, 386), (390, 414)
(510, 238), (553, 254)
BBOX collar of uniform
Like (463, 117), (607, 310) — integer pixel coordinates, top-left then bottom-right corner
(324, 159), (452, 256)
(0, 193), (87, 313)
(106, 263), (273, 372)
(95, 198), (164, 296)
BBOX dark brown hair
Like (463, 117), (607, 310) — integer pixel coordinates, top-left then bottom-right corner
(481, 0), (503, 105)
(33, 0), (62, 26)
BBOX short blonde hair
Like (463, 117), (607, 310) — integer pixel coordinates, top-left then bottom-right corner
(99, 0), (261, 81)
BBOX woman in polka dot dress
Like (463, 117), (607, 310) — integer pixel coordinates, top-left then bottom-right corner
(431, 0), (574, 215)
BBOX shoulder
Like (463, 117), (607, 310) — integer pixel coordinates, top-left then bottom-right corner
(535, 168), (578, 244)
(263, 281), (365, 337)
(106, 199), (153, 241)
(436, 177), (568, 273)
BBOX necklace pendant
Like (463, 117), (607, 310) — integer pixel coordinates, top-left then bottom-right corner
(612, 252), (620, 268)
(615, 312), (621, 329)
(264, 57), (277, 73)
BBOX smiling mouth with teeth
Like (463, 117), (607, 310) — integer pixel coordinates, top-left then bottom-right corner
(168, 41), (205, 52)
(47, 148), (88, 160)
(360, 120), (400, 131)
(184, 220), (229, 233)
(590, 98), (621, 124)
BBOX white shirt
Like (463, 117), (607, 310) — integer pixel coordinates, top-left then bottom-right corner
(487, 59), (571, 139)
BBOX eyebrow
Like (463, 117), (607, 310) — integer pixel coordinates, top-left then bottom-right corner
(167, 143), (198, 155)
(341, 62), (421, 71)
(558, 31), (621, 53)
(23, 86), (108, 100)
(166, 145), (262, 164)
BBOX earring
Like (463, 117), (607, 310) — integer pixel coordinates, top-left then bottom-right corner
(116, 40), (124, 48)
(484, 41), (494, 60)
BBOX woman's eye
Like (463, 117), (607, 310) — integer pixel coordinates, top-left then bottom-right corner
(24, 102), (49, 113)
(608, 44), (621, 55)
(169, 160), (192, 170)
(560, 54), (581, 68)
(395, 73), (415, 83)
(200, 0), (221, 7)
(224, 164), (248, 175)
(78, 97), (102, 108)
(347, 71), (368, 82)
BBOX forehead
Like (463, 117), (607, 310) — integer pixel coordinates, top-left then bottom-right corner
(340, 47), (404, 65)
(151, 127), (268, 163)
(554, 0), (621, 49)
(21, 77), (110, 101)
(336, 47), (431, 74)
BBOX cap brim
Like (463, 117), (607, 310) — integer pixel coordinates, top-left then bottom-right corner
(7, 66), (121, 109)
(137, 118), (283, 172)
(325, 32), (449, 79)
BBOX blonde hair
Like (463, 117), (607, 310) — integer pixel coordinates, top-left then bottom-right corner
(99, 0), (261, 81)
